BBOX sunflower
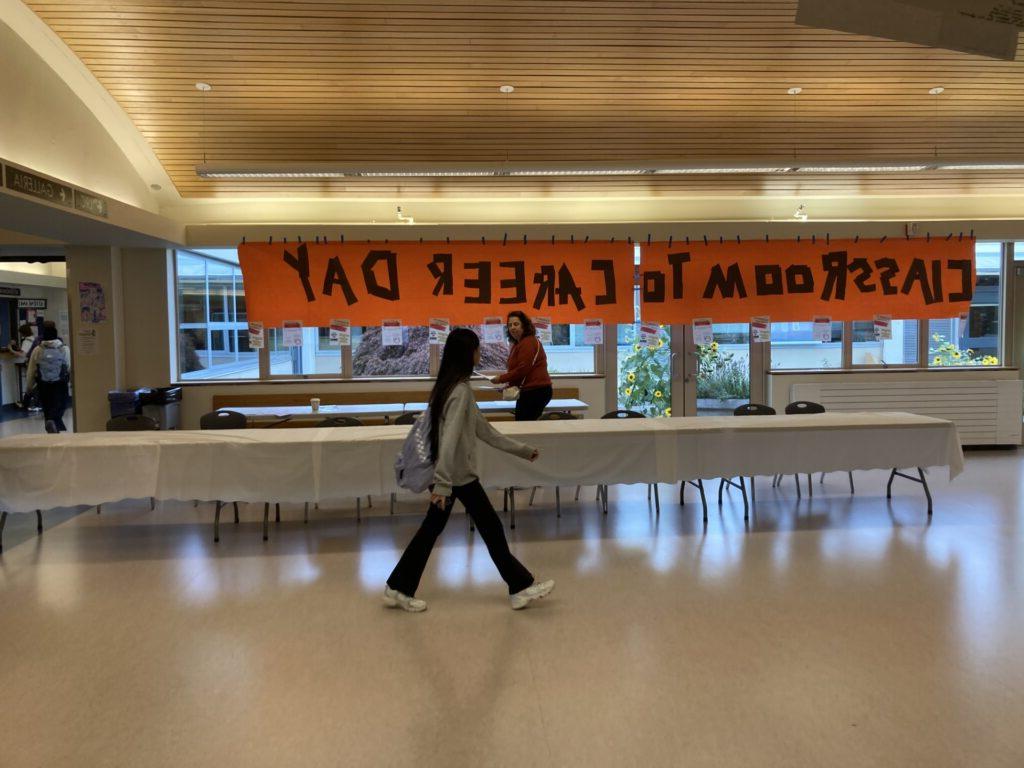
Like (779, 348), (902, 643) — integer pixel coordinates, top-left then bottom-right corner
(627, 372), (636, 383)
(664, 407), (672, 417)
(952, 351), (961, 359)
(634, 344), (641, 351)
(932, 356), (942, 365)
(654, 390), (663, 399)
(624, 387), (633, 397)
(657, 338), (665, 347)
(710, 341), (719, 350)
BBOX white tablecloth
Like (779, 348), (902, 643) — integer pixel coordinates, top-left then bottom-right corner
(0, 412), (962, 513)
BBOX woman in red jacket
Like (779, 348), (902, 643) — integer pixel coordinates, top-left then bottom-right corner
(490, 311), (553, 420)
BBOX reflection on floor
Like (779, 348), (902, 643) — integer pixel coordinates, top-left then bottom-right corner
(1, 452), (1023, 767)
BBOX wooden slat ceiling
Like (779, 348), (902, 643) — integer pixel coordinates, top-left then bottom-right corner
(23, 0), (1024, 199)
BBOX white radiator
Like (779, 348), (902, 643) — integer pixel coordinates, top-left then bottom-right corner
(790, 379), (1023, 446)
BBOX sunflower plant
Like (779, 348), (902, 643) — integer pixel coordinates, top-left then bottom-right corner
(617, 326), (671, 417)
(928, 333), (999, 367)
(696, 341), (750, 400)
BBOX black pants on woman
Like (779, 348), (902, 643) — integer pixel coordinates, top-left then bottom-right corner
(37, 380), (68, 432)
(387, 480), (534, 597)
(515, 385), (552, 421)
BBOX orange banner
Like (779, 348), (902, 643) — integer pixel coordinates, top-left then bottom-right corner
(640, 239), (975, 323)
(238, 241), (634, 326)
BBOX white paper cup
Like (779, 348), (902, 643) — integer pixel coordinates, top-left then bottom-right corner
(310, 398), (320, 412)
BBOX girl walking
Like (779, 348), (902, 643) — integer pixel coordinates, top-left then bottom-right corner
(385, 328), (554, 612)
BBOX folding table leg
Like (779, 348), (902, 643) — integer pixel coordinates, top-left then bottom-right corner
(918, 467), (933, 516)
(794, 475), (801, 499)
(356, 497), (361, 523)
(740, 478), (749, 520)
(214, 501), (223, 543)
(529, 488), (537, 506)
(262, 503), (270, 541)
(750, 478), (755, 504)
(275, 503), (280, 523)
(555, 487), (561, 517)
(150, 497), (156, 511)
(887, 467), (933, 516)
(304, 502), (309, 524)
(0, 510), (6, 553)
(36, 510), (42, 534)
(509, 489), (516, 530)
(848, 472), (855, 494)
(233, 502), (239, 524)
(575, 486), (581, 501)
(653, 485), (660, 516)
(717, 479), (726, 505)
(696, 480), (708, 523)
(807, 474), (813, 498)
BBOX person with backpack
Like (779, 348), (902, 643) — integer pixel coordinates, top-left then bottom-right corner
(26, 322), (70, 433)
(386, 328), (554, 613)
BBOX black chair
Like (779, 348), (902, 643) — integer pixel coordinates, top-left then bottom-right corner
(595, 410), (660, 516)
(199, 409), (251, 542)
(316, 415), (370, 522)
(527, 412), (579, 518)
(773, 401), (855, 496)
(101, 415), (159, 515)
(718, 403), (776, 519)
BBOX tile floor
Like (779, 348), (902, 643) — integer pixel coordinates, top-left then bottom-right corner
(1, 441), (1022, 767)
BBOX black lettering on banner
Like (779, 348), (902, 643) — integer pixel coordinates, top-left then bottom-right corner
(702, 263), (747, 299)
(591, 259), (617, 305)
(754, 265), (784, 296)
(875, 258), (899, 295)
(322, 256), (358, 305)
(642, 271), (666, 302)
(361, 250), (400, 301)
(900, 258), (934, 304)
(464, 261), (492, 304)
(930, 259), (944, 302)
(283, 243), (315, 302)
(847, 258), (876, 293)
(667, 252), (691, 299)
(556, 264), (585, 310)
(820, 251), (848, 301)
(533, 265), (556, 309)
(428, 253), (453, 296)
(498, 261), (526, 304)
(948, 259), (973, 301)
(785, 265), (815, 294)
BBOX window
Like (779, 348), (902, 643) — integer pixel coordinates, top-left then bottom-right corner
(928, 242), (1003, 367)
(851, 320), (918, 366)
(175, 249), (257, 380)
(770, 322), (843, 370)
(352, 325), (430, 378)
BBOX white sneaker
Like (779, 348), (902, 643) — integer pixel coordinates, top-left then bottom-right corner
(510, 579), (555, 610)
(383, 586), (427, 613)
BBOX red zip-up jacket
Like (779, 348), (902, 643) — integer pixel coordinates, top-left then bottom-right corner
(495, 334), (552, 391)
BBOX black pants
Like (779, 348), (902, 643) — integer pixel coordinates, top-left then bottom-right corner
(515, 385), (552, 421)
(37, 380), (68, 432)
(387, 480), (534, 597)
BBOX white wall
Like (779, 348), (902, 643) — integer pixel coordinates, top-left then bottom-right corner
(0, 21), (157, 212)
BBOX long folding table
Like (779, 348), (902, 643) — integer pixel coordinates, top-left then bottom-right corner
(0, 412), (963, 550)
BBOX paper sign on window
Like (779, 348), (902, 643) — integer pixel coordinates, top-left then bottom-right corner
(282, 321), (303, 348)
(329, 319), (350, 346)
(958, 310), (969, 339)
(583, 319), (604, 345)
(693, 318), (714, 346)
(751, 316), (771, 343)
(534, 316), (553, 344)
(429, 318), (450, 345)
(482, 316), (505, 344)
(638, 321), (660, 345)
(381, 319), (403, 347)
(812, 316), (832, 343)
(248, 321), (265, 349)
(873, 314), (893, 341)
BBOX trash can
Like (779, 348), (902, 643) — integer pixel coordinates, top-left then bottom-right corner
(140, 386), (182, 430)
(108, 389), (144, 418)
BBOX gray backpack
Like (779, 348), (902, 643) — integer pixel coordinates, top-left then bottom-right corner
(394, 409), (434, 492)
(38, 346), (67, 383)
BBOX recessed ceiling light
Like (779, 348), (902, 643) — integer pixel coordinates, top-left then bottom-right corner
(797, 165), (928, 173)
(195, 82), (213, 92)
(929, 86), (945, 95)
(498, 85), (515, 94)
(787, 87), (803, 95)
(150, 183), (162, 191)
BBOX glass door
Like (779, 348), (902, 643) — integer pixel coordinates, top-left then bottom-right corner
(680, 322), (753, 416)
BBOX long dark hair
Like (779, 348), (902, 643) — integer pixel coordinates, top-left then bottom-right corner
(506, 310), (535, 343)
(429, 328), (479, 460)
